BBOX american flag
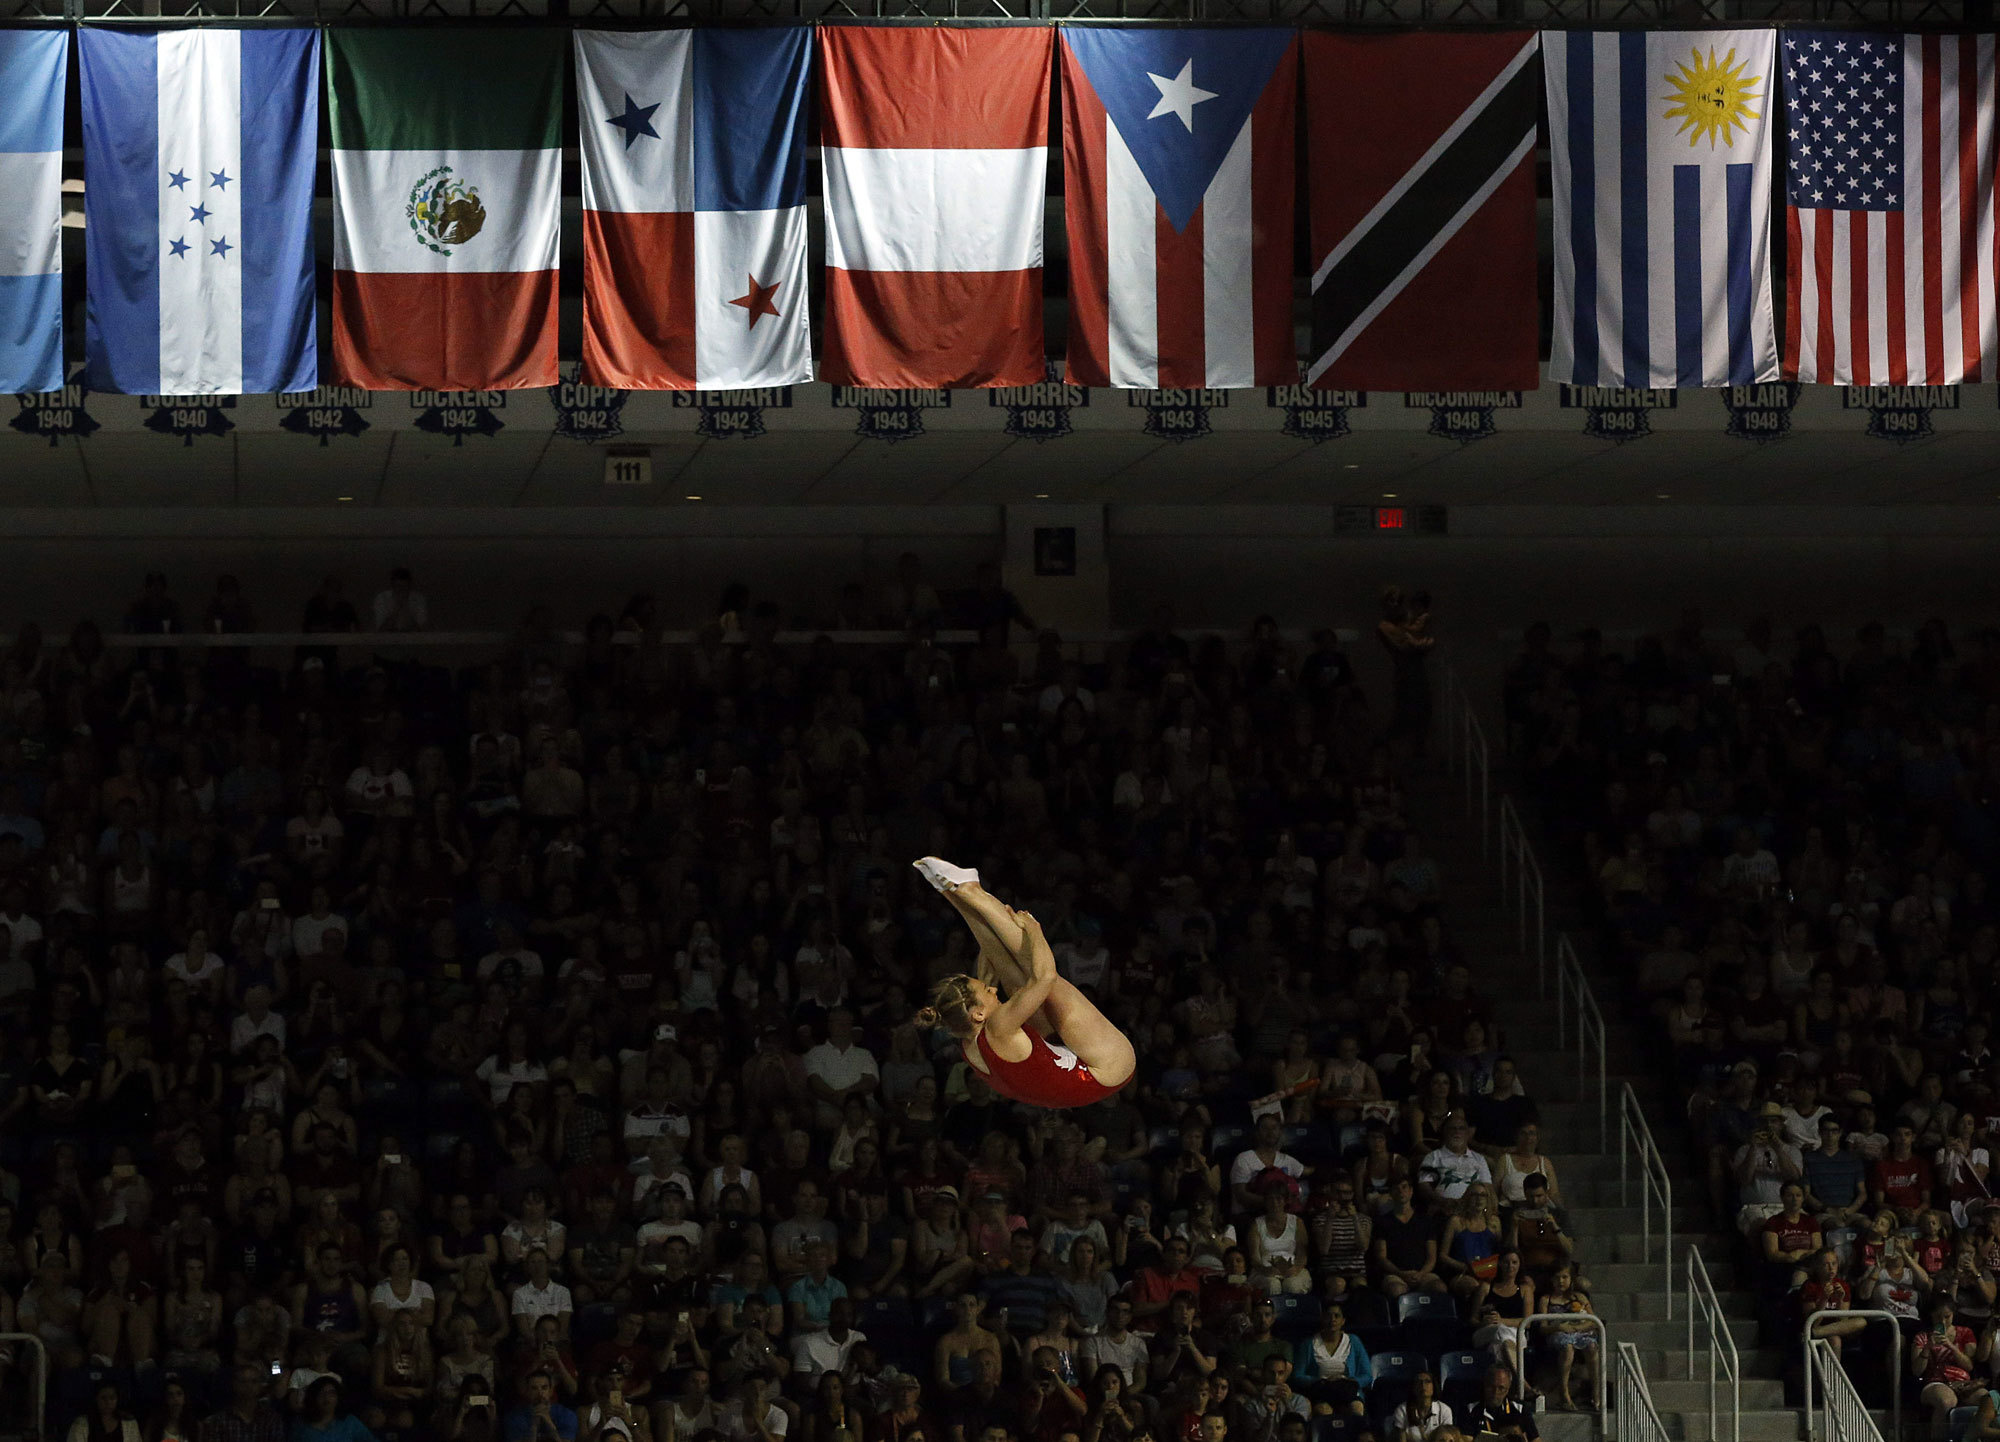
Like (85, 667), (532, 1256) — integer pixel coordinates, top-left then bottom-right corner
(1781, 31), (1995, 385)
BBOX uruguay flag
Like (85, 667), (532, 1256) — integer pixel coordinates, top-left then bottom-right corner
(0, 32), (66, 396)
(575, 29), (812, 390)
(1061, 28), (1298, 390)
(1546, 30), (1779, 388)
(79, 28), (319, 396)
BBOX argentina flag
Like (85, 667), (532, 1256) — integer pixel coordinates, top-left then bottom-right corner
(80, 28), (319, 396)
(0, 32), (66, 396)
(1546, 30), (1779, 388)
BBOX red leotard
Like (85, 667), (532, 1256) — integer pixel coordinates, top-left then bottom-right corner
(972, 1025), (1121, 1108)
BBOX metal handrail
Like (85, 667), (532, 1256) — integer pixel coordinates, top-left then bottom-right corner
(1555, 934), (1607, 1153)
(1619, 1081), (1673, 1319)
(1685, 1247), (1740, 1442)
(1612, 1341), (1672, 1442)
(1442, 659), (1490, 859)
(1802, 1311), (1901, 1442)
(1515, 1311), (1609, 1413)
(0, 1331), (49, 1440)
(1496, 794), (1546, 993)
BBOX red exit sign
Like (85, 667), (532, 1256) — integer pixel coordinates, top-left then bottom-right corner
(1334, 506), (1448, 536)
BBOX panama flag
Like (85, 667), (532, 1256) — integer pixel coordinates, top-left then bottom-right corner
(1546, 30), (1780, 388)
(0, 31), (65, 396)
(1061, 28), (1298, 389)
(575, 29), (811, 390)
(79, 29), (319, 396)
(818, 26), (1053, 390)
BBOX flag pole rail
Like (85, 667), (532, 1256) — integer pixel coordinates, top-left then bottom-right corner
(30, 7), (1972, 26)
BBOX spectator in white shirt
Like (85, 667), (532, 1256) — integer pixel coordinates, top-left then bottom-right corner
(478, 923), (546, 985)
(1721, 828), (1781, 898)
(373, 567), (428, 633)
(802, 1010), (878, 1132)
(230, 985), (287, 1055)
(1418, 1118), (1494, 1207)
(164, 929), (226, 999)
(1388, 1371), (1452, 1442)
(343, 746), (414, 819)
(623, 1069), (692, 1158)
(789, 1296), (865, 1377)
(1229, 1115), (1306, 1216)
(509, 1249), (573, 1339)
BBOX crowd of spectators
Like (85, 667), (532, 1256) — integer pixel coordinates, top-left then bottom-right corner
(0, 566), (1563, 1442)
(1510, 613), (2000, 1435)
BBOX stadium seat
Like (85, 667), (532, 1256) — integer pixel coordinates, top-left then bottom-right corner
(1395, 1290), (1469, 1354)
(1439, 1350), (1483, 1388)
(1272, 1294), (1321, 1338)
(1366, 1349), (1425, 1430)
(1439, 1350), (1484, 1410)
(1284, 1121), (1338, 1166)
(858, 1296), (915, 1332)
(1367, 1349), (1424, 1394)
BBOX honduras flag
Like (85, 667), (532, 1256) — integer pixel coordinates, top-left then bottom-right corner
(1546, 30), (1779, 388)
(80, 28), (319, 396)
(0, 32), (67, 396)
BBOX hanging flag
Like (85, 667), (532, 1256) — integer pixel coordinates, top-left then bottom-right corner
(818, 26), (1052, 390)
(0, 31), (66, 396)
(1061, 28), (1297, 390)
(1546, 30), (1781, 389)
(1782, 32), (1996, 385)
(328, 29), (564, 391)
(79, 29), (319, 397)
(575, 29), (811, 390)
(1305, 33), (1539, 391)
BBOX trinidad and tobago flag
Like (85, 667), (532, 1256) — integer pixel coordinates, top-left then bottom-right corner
(1305, 32), (1541, 391)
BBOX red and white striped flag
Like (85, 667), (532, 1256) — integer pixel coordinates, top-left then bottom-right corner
(1781, 31), (1996, 384)
(817, 26), (1052, 390)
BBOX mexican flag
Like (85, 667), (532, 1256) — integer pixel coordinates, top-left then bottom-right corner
(328, 29), (564, 391)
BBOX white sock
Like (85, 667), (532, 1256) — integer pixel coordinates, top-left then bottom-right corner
(913, 856), (980, 893)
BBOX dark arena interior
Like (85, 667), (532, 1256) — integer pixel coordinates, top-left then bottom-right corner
(0, 5), (1998, 1442)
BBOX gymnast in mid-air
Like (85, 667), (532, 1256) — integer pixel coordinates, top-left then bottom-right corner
(912, 858), (1136, 1110)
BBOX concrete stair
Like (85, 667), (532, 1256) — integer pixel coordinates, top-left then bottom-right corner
(1404, 762), (1798, 1442)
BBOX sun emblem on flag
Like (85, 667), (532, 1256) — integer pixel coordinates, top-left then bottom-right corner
(1661, 45), (1763, 150)
(406, 166), (487, 255)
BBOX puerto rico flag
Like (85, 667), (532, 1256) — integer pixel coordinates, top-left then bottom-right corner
(1061, 28), (1298, 389)
(819, 26), (1052, 390)
(575, 29), (811, 390)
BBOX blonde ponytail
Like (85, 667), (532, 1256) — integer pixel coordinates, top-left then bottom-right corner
(919, 975), (981, 1038)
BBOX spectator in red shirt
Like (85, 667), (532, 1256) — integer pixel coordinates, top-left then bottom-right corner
(1126, 1238), (1201, 1335)
(1760, 1184), (1822, 1293)
(1872, 1124), (1938, 1224)
(1799, 1250), (1865, 1356)
(1912, 1298), (1985, 1440)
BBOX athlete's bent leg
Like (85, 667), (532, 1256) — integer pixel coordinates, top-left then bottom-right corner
(943, 885), (1056, 1036)
(1037, 977), (1136, 1089)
